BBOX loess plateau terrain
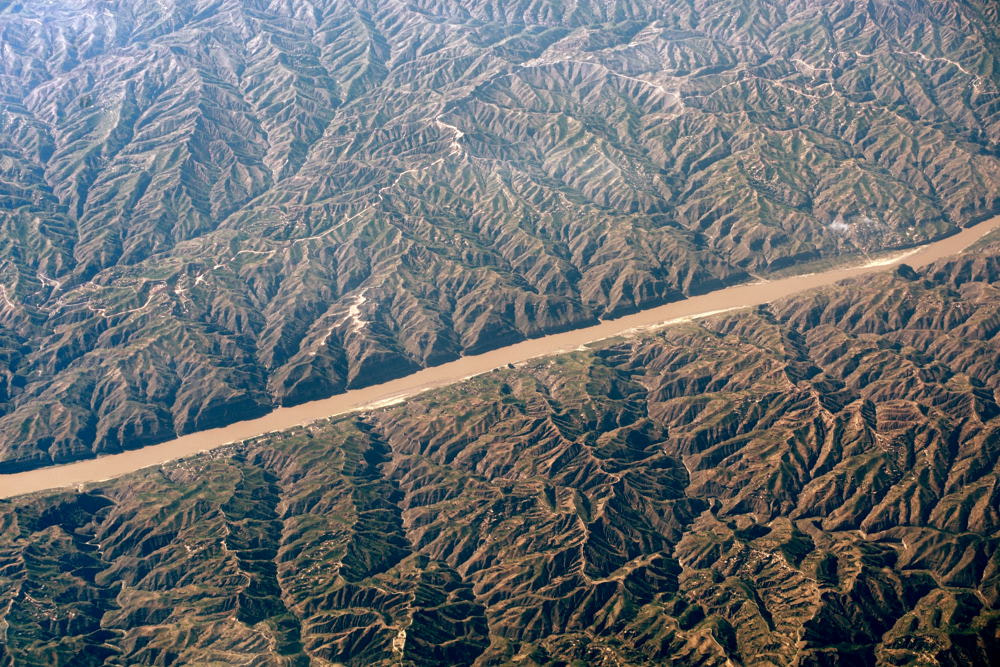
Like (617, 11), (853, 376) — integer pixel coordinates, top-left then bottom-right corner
(0, 0), (998, 469)
(0, 239), (998, 665)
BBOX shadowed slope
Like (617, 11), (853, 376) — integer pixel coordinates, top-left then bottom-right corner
(0, 0), (997, 470)
(1, 244), (997, 665)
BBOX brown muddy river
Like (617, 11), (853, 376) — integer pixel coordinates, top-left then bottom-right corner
(2, 214), (998, 499)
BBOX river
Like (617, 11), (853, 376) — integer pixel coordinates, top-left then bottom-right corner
(2, 214), (998, 499)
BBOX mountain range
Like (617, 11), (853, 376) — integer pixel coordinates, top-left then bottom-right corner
(1, 236), (998, 665)
(0, 0), (997, 470)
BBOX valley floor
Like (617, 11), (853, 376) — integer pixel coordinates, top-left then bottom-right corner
(2, 214), (998, 500)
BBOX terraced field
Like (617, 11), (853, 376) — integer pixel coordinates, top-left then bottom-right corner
(1, 240), (997, 665)
(0, 0), (997, 470)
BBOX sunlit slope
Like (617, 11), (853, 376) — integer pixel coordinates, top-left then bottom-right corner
(0, 0), (997, 469)
(0, 242), (997, 665)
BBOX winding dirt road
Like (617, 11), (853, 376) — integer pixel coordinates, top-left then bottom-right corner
(2, 214), (998, 499)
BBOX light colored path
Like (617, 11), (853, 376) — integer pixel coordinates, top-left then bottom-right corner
(2, 214), (998, 499)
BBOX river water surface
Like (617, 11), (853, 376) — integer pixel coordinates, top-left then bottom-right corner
(2, 214), (998, 499)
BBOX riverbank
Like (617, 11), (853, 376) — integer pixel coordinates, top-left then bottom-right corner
(2, 213), (997, 500)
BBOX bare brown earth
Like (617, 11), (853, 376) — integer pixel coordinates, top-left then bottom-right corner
(0, 236), (997, 665)
(1, 213), (996, 500)
(0, 0), (998, 471)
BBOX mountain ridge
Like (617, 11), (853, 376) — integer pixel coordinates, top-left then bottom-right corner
(0, 0), (998, 470)
(1, 237), (997, 665)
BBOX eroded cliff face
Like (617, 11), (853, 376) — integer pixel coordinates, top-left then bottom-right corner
(1, 244), (997, 665)
(0, 0), (997, 469)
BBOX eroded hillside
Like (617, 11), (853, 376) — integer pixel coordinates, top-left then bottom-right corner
(0, 243), (997, 665)
(0, 0), (998, 469)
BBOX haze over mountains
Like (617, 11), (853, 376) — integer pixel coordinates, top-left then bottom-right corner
(2, 239), (998, 665)
(0, 0), (997, 470)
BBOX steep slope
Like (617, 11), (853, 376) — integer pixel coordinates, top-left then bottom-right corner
(1, 243), (997, 665)
(0, 0), (998, 470)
